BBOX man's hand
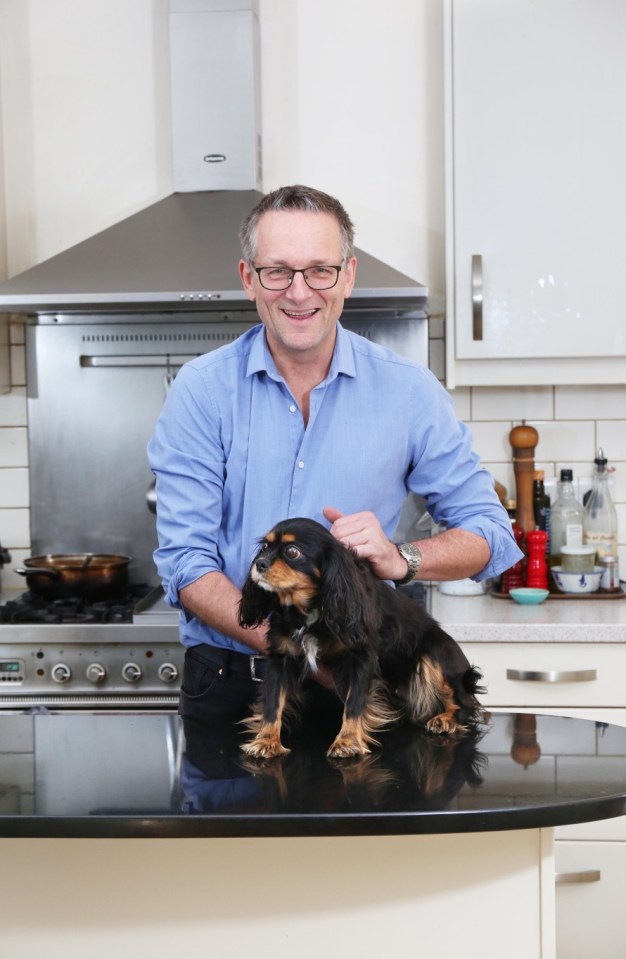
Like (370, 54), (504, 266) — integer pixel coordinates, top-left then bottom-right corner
(322, 506), (407, 581)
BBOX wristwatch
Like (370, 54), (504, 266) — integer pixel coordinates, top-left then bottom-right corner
(394, 543), (422, 586)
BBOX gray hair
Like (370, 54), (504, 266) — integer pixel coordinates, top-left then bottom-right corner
(239, 184), (355, 264)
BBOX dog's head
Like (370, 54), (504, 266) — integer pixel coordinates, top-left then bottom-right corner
(238, 518), (377, 639)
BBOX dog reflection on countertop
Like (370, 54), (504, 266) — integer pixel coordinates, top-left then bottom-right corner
(180, 715), (487, 816)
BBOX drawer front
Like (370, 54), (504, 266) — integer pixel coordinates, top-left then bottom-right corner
(461, 643), (625, 709)
(556, 841), (626, 959)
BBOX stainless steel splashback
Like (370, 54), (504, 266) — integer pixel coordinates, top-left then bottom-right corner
(27, 310), (428, 587)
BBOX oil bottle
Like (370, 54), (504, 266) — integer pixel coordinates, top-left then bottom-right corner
(583, 448), (618, 562)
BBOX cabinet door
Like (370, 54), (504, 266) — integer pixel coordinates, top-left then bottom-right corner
(169, 9), (259, 191)
(444, 0), (626, 386)
(556, 841), (626, 959)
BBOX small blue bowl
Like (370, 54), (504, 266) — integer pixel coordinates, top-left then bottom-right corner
(509, 588), (550, 605)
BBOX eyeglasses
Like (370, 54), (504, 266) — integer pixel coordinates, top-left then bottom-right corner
(252, 265), (343, 291)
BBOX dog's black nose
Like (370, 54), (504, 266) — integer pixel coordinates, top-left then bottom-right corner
(255, 555), (272, 574)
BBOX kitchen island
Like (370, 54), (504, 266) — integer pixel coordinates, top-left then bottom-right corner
(1, 708), (626, 958)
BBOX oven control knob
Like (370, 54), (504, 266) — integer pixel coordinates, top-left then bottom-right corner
(51, 663), (72, 684)
(122, 662), (142, 683)
(86, 663), (107, 685)
(158, 663), (179, 684)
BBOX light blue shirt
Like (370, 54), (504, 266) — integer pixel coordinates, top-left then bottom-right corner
(148, 323), (522, 652)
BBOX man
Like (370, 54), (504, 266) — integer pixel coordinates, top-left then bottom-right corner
(148, 185), (522, 722)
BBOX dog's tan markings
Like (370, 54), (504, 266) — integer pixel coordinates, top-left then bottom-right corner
(414, 739), (456, 797)
(260, 562), (317, 612)
(265, 531), (275, 543)
(241, 688), (291, 759)
(327, 680), (399, 758)
(280, 533), (297, 543)
(409, 657), (465, 735)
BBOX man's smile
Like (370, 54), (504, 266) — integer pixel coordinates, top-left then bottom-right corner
(281, 308), (319, 319)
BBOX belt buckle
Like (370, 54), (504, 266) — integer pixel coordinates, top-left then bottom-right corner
(250, 656), (265, 683)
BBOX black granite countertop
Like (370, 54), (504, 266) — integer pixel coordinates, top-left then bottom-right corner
(1, 710), (625, 838)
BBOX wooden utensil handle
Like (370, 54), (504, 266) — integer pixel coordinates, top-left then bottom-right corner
(509, 425), (539, 535)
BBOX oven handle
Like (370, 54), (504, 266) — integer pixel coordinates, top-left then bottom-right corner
(80, 354), (201, 368)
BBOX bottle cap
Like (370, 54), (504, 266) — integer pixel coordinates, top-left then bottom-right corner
(560, 468), (573, 481)
(534, 470), (545, 481)
(594, 447), (608, 469)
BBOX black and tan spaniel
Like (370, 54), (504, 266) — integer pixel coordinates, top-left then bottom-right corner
(238, 518), (484, 759)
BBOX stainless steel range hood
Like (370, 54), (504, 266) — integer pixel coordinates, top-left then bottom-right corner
(0, 190), (427, 315)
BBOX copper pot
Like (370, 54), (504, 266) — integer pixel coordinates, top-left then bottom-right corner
(16, 553), (131, 600)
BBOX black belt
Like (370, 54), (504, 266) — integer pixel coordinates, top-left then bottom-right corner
(190, 643), (266, 683)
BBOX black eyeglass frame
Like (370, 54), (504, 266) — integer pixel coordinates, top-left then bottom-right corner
(252, 264), (344, 291)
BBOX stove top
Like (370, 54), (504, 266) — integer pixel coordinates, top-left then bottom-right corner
(0, 586), (182, 708)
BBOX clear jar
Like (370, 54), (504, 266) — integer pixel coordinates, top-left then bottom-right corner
(598, 555), (620, 592)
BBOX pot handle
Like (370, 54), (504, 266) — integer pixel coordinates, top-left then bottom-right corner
(15, 567), (61, 579)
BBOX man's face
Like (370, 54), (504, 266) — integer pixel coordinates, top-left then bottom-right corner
(239, 210), (356, 364)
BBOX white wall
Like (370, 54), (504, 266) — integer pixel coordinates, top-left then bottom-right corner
(0, 0), (173, 278)
(259, 0), (444, 306)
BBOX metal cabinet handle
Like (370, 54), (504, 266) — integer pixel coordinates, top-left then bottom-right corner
(556, 870), (601, 886)
(204, 154), (226, 163)
(506, 668), (597, 683)
(471, 254), (483, 340)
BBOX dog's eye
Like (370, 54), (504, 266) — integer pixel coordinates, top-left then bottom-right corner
(284, 545), (301, 560)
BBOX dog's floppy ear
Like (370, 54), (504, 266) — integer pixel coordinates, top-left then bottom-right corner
(238, 578), (276, 629)
(319, 540), (379, 642)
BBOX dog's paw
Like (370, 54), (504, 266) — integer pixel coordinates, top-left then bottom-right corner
(426, 713), (462, 735)
(241, 737), (290, 760)
(327, 736), (371, 759)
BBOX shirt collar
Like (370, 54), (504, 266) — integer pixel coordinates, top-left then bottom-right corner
(245, 322), (356, 382)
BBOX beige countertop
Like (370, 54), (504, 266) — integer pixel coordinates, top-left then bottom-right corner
(431, 587), (626, 643)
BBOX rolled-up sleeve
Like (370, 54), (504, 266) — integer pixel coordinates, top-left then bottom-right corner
(147, 363), (226, 608)
(406, 369), (523, 581)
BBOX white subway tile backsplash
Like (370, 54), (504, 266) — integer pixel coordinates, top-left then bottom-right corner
(0, 387), (27, 427)
(596, 421), (626, 459)
(0, 428), (28, 467)
(447, 386), (471, 422)
(466, 421), (513, 461)
(529, 419), (596, 462)
(556, 385), (626, 420)
(0, 508), (30, 548)
(0, 468), (30, 507)
(471, 386), (553, 422)
(9, 345), (25, 386)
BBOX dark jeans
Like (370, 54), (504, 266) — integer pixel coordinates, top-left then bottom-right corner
(179, 644), (344, 743)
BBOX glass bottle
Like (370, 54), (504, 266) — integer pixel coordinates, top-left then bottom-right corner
(532, 470), (551, 556)
(583, 448), (618, 562)
(549, 469), (584, 567)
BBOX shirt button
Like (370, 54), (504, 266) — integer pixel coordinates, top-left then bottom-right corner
(289, 404), (297, 413)
(298, 460), (305, 469)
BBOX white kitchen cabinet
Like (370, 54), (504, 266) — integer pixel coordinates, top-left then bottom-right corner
(444, 0), (626, 387)
(460, 641), (626, 958)
(169, 2), (260, 191)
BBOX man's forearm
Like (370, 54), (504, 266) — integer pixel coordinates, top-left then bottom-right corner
(179, 571), (269, 653)
(413, 528), (491, 582)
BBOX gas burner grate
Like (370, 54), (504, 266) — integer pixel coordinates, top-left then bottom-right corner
(0, 586), (154, 625)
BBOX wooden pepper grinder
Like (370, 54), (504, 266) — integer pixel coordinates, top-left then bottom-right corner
(509, 424), (539, 537)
